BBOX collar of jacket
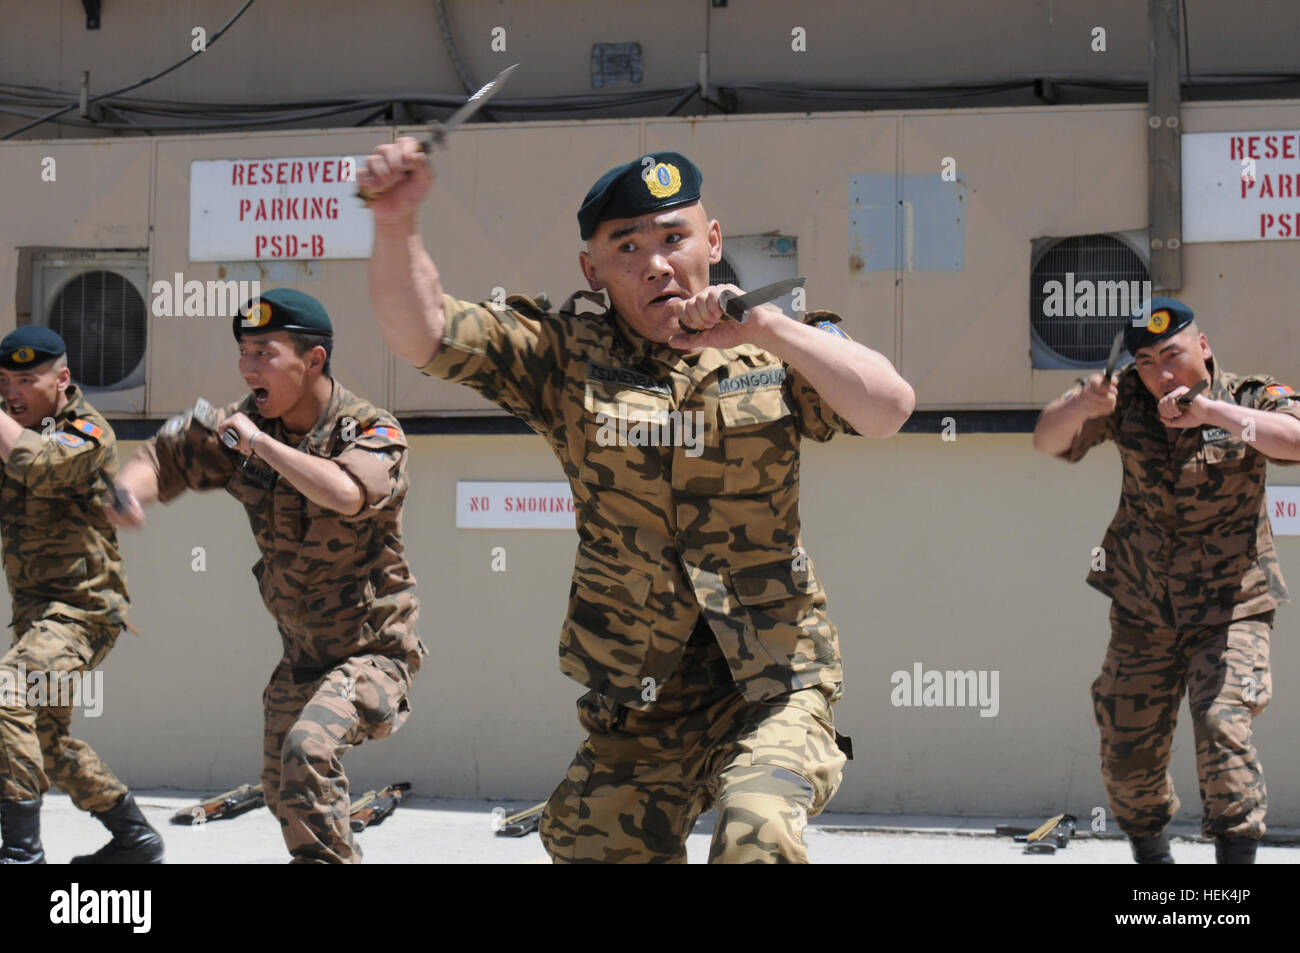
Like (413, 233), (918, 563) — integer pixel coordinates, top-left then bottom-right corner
(1205, 354), (1229, 403)
(55, 382), (89, 423)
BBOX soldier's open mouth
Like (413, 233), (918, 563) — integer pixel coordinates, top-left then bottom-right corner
(253, 387), (269, 405)
(648, 292), (682, 307)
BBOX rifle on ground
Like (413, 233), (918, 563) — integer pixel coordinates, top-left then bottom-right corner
(349, 782), (411, 832)
(493, 801), (546, 837)
(170, 784), (265, 825)
(995, 813), (1077, 853)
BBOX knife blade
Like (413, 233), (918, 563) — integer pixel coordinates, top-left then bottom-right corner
(1175, 379), (1209, 406)
(1077, 330), (1127, 388)
(425, 63), (518, 148)
(1103, 330), (1125, 380)
(356, 64), (519, 204)
(98, 468), (131, 514)
(718, 276), (808, 324)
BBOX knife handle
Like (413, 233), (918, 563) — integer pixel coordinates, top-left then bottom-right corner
(717, 289), (747, 324)
(1176, 379), (1209, 406)
(355, 140), (433, 205)
(105, 482), (129, 513)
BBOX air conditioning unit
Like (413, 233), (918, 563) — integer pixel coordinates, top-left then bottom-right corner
(1030, 229), (1149, 370)
(29, 251), (148, 413)
(711, 234), (799, 314)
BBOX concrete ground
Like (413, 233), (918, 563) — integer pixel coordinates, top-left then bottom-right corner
(35, 789), (1300, 863)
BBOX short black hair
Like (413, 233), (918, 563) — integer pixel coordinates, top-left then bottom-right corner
(286, 331), (333, 376)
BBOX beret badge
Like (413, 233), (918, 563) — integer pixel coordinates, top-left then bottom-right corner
(644, 162), (682, 200)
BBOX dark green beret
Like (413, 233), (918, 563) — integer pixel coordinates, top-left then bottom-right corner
(1124, 296), (1195, 354)
(578, 151), (703, 241)
(0, 326), (65, 370)
(232, 287), (333, 340)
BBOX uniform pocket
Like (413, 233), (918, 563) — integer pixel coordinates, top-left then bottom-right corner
(717, 384), (797, 495)
(728, 555), (820, 606)
(344, 655), (412, 740)
(566, 545), (657, 679)
(1199, 530), (1257, 589)
(571, 545), (654, 610)
(741, 689), (845, 814)
(1199, 437), (1254, 474)
(726, 556), (834, 667)
(578, 382), (671, 495)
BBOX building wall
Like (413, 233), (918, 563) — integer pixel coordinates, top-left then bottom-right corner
(3, 98), (1300, 821)
(5, 99), (1300, 416)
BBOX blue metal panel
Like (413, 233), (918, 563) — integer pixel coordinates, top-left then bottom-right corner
(902, 174), (965, 271)
(849, 174), (966, 272)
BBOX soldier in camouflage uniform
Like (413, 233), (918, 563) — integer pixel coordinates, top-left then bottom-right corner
(0, 327), (165, 864)
(1034, 297), (1300, 864)
(361, 144), (915, 862)
(108, 289), (423, 864)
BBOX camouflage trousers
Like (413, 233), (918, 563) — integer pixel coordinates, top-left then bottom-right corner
(0, 614), (127, 812)
(1092, 604), (1273, 839)
(261, 653), (414, 864)
(540, 621), (848, 863)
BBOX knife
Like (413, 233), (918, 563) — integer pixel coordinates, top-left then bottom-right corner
(705, 275), (808, 326)
(1103, 330), (1125, 380)
(98, 468), (131, 514)
(1077, 330), (1126, 388)
(356, 64), (519, 204)
(1175, 379), (1209, 407)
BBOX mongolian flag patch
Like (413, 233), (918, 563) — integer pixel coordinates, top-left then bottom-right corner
(72, 418), (104, 440)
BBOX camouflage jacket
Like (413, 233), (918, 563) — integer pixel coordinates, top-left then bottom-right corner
(421, 290), (859, 706)
(1060, 358), (1300, 629)
(0, 385), (129, 631)
(139, 380), (422, 679)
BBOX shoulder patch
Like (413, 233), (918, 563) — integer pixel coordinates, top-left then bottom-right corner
(54, 431), (86, 448)
(1265, 383), (1296, 400)
(71, 418), (104, 441)
(361, 424), (399, 439)
(816, 321), (847, 338)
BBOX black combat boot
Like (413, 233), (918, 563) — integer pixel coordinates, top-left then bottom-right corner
(71, 792), (165, 864)
(1215, 836), (1257, 864)
(1129, 830), (1176, 864)
(0, 798), (47, 864)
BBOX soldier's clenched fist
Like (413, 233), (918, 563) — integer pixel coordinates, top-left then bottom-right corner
(358, 137), (434, 223)
(1076, 374), (1118, 419)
